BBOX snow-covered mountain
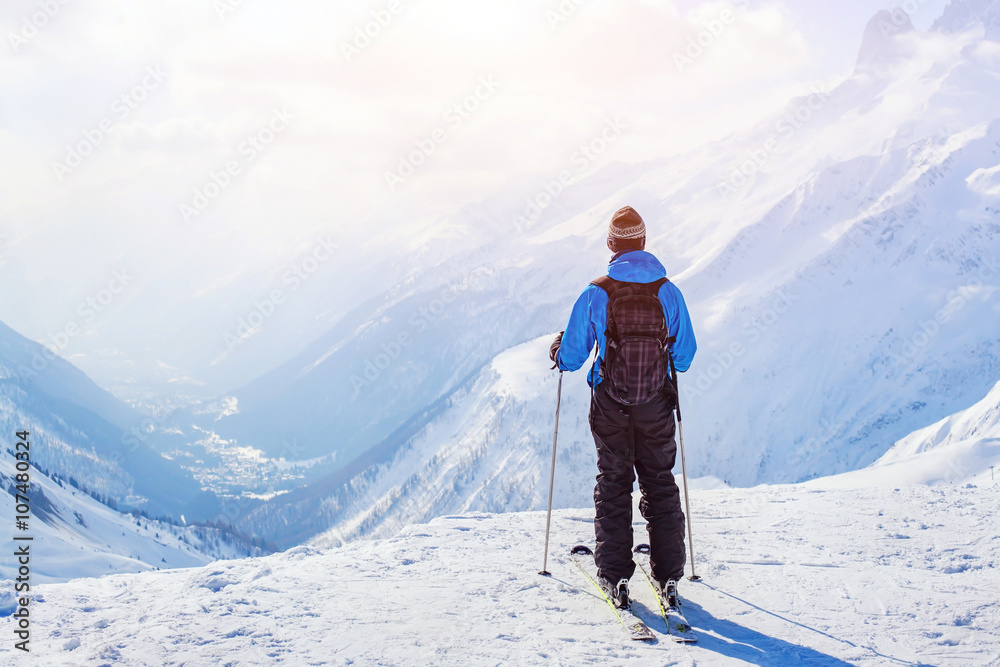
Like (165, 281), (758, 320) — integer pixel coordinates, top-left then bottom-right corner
(821, 379), (1000, 487)
(214, 2), (1000, 552)
(6, 5), (1000, 662)
(854, 9), (915, 75)
(0, 319), (216, 519)
(0, 447), (266, 585)
(210, 162), (649, 465)
(242, 338), (1000, 551)
(11, 481), (999, 665)
(935, 0), (1000, 39)
(234, 336), (595, 548)
(8, 1), (1000, 573)
(0, 317), (273, 583)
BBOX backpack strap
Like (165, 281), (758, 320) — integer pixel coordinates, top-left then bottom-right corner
(594, 276), (677, 345)
(590, 276), (623, 344)
(647, 277), (677, 345)
(592, 275), (670, 293)
(590, 275), (621, 295)
(588, 276), (621, 383)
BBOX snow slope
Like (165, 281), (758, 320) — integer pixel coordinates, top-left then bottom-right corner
(817, 379), (1000, 488)
(237, 336), (596, 548)
(8, 483), (998, 665)
(0, 446), (265, 586)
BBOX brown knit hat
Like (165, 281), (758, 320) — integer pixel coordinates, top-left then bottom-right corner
(609, 206), (645, 241)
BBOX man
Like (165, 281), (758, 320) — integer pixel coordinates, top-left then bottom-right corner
(550, 205), (697, 609)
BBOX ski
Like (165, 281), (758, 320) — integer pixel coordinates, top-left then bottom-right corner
(633, 544), (698, 643)
(569, 545), (656, 642)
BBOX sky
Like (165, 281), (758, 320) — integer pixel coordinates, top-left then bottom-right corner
(0, 0), (956, 395)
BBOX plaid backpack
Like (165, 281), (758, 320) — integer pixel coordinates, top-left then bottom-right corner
(592, 276), (675, 405)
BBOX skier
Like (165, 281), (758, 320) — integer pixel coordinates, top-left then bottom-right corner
(550, 206), (697, 611)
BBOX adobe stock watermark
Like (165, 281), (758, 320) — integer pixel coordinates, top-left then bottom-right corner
(886, 258), (998, 369)
(341, 0), (406, 62)
(546, 0), (588, 31)
(8, 0), (73, 53)
(116, 396), (173, 462)
(875, 0), (936, 37)
(14, 268), (134, 382)
(512, 117), (628, 232)
(384, 76), (501, 193)
(716, 87), (830, 198)
(214, 0), (249, 21)
(786, 418), (842, 474)
(179, 108), (294, 223)
(673, 0), (750, 73)
(350, 284), (458, 395)
(223, 235), (338, 353)
(52, 66), (167, 182)
(683, 288), (798, 401)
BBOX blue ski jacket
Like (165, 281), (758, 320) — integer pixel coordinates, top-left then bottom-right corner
(555, 250), (697, 386)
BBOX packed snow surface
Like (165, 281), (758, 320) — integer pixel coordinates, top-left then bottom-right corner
(7, 483), (998, 666)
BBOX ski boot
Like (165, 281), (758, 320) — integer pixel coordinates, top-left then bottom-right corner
(599, 577), (632, 610)
(655, 578), (680, 610)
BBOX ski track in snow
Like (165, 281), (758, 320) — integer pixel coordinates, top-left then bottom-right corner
(5, 484), (999, 666)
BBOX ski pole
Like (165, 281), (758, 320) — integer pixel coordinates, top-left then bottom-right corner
(670, 355), (700, 581)
(539, 370), (564, 576)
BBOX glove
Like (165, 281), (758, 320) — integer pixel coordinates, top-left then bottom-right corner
(549, 331), (564, 369)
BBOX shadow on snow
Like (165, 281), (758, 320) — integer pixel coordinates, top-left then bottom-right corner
(680, 583), (929, 667)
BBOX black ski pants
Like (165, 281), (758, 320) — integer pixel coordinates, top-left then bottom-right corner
(590, 381), (686, 584)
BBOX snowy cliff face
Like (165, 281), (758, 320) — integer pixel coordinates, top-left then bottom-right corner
(855, 9), (915, 74)
(934, 0), (1000, 40)
(683, 120), (1000, 484)
(887, 380), (1000, 457)
(843, 380), (1000, 486)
